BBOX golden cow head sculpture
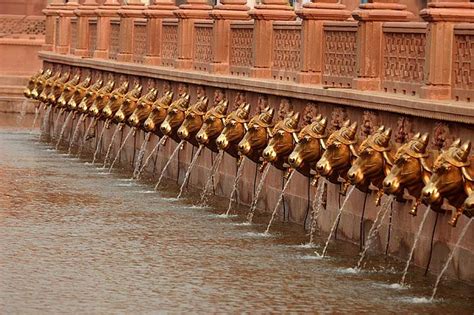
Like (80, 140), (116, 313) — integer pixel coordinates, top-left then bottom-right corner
(160, 93), (191, 142)
(30, 68), (53, 100)
(68, 77), (98, 112)
(113, 85), (148, 124)
(383, 133), (433, 215)
(177, 96), (209, 147)
(238, 106), (275, 165)
(196, 99), (229, 152)
(102, 82), (139, 121)
(46, 71), (73, 106)
(38, 71), (62, 104)
(79, 79), (111, 115)
(422, 139), (474, 227)
(262, 111), (300, 171)
(347, 126), (393, 202)
(24, 69), (44, 98)
(92, 80), (128, 120)
(57, 75), (91, 109)
(316, 120), (358, 190)
(288, 114), (327, 178)
(125, 87), (158, 127)
(142, 91), (174, 136)
(216, 102), (251, 159)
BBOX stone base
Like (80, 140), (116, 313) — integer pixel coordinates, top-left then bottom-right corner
(420, 85), (452, 100)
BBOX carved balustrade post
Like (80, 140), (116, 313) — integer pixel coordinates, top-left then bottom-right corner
(56, 0), (80, 54)
(117, 0), (146, 62)
(352, 0), (414, 90)
(143, 0), (178, 66)
(419, 0), (474, 100)
(296, 0), (350, 84)
(74, 0), (99, 57)
(249, 0), (296, 78)
(42, 0), (65, 52)
(174, 0), (212, 69)
(209, 0), (250, 74)
(93, 0), (121, 59)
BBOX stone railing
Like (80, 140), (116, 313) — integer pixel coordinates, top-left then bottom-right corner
(41, 0), (473, 104)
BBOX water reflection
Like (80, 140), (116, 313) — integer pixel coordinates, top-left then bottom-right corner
(0, 115), (473, 313)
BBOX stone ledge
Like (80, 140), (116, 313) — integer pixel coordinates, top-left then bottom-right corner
(39, 51), (474, 124)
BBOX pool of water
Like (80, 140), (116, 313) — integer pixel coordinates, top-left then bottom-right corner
(0, 113), (473, 313)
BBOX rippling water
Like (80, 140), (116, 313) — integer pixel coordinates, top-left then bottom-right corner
(0, 113), (473, 313)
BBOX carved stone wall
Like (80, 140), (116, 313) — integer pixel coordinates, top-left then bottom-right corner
(0, 14), (45, 37)
(452, 29), (474, 102)
(88, 19), (97, 58)
(193, 22), (213, 72)
(271, 23), (301, 82)
(133, 21), (147, 64)
(108, 20), (121, 61)
(161, 20), (178, 68)
(229, 23), (253, 77)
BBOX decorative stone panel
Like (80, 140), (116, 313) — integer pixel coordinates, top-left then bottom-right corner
(108, 20), (121, 61)
(229, 22), (253, 77)
(161, 20), (178, 68)
(271, 22), (301, 82)
(133, 21), (147, 64)
(452, 26), (474, 103)
(193, 21), (213, 72)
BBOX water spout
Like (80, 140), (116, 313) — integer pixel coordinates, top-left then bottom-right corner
(67, 113), (85, 155)
(109, 128), (135, 172)
(400, 206), (431, 285)
(132, 132), (151, 178)
(176, 143), (202, 199)
(102, 123), (123, 168)
(155, 140), (186, 190)
(308, 179), (326, 245)
(319, 185), (356, 257)
(78, 118), (96, 157)
(200, 150), (225, 206)
(247, 164), (271, 223)
(224, 158), (247, 216)
(30, 104), (40, 132)
(56, 111), (73, 149)
(264, 171), (295, 234)
(136, 136), (167, 180)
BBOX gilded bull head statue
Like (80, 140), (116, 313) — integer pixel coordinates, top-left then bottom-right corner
(347, 126), (393, 203)
(79, 79), (110, 115)
(316, 120), (358, 191)
(288, 114), (327, 178)
(24, 69), (44, 98)
(30, 68), (53, 100)
(142, 91), (174, 135)
(238, 106), (275, 165)
(461, 192), (474, 221)
(383, 133), (433, 215)
(160, 93), (191, 142)
(196, 99), (229, 152)
(126, 87), (158, 127)
(57, 75), (91, 110)
(46, 71), (73, 106)
(216, 102), (251, 159)
(67, 77), (96, 112)
(422, 139), (474, 227)
(102, 82), (139, 121)
(113, 84), (145, 124)
(38, 71), (62, 104)
(177, 96), (209, 147)
(262, 111), (300, 171)
(93, 81), (128, 120)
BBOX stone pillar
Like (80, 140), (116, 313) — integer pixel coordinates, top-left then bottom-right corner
(296, 0), (351, 84)
(56, 0), (80, 54)
(249, 0), (296, 78)
(174, 0), (212, 69)
(419, 0), (474, 100)
(93, 0), (121, 59)
(143, 0), (178, 66)
(209, 0), (250, 74)
(352, 0), (413, 90)
(42, 0), (64, 52)
(117, 0), (146, 62)
(74, 0), (99, 57)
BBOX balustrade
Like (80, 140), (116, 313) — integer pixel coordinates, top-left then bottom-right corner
(41, 0), (473, 103)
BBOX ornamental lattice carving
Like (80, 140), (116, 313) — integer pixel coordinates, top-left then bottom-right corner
(323, 31), (357, 80)
(70, 19), (77, 52)
(272, 28), (301, 72)
(194, 25), (213, 64)
(383, 32), (425, 83)
(0, 15), (45, 37)
(109, 22), (120, 60)
(162, 24), (178, 66)
(88, 21), (97, 57)
(452, 34), (474, 100)
(230, 27), (253, 68)
(133, 24), (147, 64)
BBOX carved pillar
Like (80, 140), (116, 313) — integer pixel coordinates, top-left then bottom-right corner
(419, 0), (474, 100)
(143, 0), (177, 65)
(296, 0), (350, 84)
(352, 0), (413, 90)
(56, 0), (80, 54)
(174, 0), (212, 69)
(74, 0), (99, 57)
(209, 0), (250, 74)
(117, 0), (146, 62)
(42, 0), (64, 52)
(249, 0), (296, 78)
(93, 0), (121, 59)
